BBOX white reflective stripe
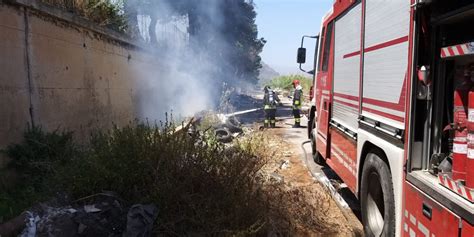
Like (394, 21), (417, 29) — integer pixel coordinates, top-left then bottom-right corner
(404, 223), (408, 232)
(322, 90), (330, 95)
(363, 103), (405, 118)
(468, 133), (474, 142)
(461, 44), (469, 54)
(409, 228), (416, 237)
(452, 46), (460, 55)
(317, 133), (327, 144)
(409, 214), (416, 225)
(453, 143), (468, 154)
(469, 109), (474, 122)
(418, 222), (430, 237)
(460, 185), (468, 197)
(333, 144), (356, 170)
(443, 48), (451, 57)
(334, 95), (359, 105)
(405, 210), (408, 218)
(331, 148), (356, 176)
(361, 111), (405, 129)
(454, 137), (467, 143)
(468, 149), (474, 159)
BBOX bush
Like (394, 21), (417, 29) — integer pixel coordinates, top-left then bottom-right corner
(1, 122), (332, 235)
(54, 121), (273, 235)
(39, 0), (127, 33)
(267, 75), (313, 95)
(0, 125), (79, 219)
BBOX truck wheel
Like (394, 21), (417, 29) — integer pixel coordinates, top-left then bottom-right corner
(360, 152), (395, 237)
(311, 130), (325, 165)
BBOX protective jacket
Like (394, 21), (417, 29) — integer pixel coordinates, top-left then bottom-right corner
(293, 85), (303, 109)
(264, 90), (281, 109)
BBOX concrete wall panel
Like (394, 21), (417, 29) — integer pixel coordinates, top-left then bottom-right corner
(0, 4), (30, 155)
(0, 2), (164, 166)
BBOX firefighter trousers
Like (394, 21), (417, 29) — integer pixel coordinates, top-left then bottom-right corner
(264, 109), (276, 128)
(292, 107), (301, 125)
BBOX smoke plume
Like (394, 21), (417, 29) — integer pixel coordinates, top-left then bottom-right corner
(125, 0), (264, 121)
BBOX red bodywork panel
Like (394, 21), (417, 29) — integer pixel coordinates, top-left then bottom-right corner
(327, 128), (357, 193)
(403, 183), (460, 237)
(462, 219), (474, 237)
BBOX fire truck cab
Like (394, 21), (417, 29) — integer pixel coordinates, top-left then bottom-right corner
(298, 0), (474, 236)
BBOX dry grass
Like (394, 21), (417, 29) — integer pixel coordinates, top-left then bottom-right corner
(2, 123), (342, 235)
(248, 131), (351, 235)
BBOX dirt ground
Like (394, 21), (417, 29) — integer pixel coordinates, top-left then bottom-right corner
(234, 91), (363, 236)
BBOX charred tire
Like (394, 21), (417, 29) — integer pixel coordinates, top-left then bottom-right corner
(215, 127), (233, 143)
(360, 152), (396, 237)
(226, 116), (243, 133)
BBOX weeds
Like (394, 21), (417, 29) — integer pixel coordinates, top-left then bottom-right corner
(1, 122), (333, 235)
(39, 0), (127, 32)
(0, 125), (78, 219)
(1, 122), (272, 235)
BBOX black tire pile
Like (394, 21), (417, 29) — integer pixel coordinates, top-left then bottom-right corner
(214, 116), (243, 143)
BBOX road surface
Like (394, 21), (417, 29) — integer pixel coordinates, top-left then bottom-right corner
(232, 90), (364, 235)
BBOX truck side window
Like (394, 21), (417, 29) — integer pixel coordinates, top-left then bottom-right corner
(318, 27), (325, 71)
(321, 22), (334, 72)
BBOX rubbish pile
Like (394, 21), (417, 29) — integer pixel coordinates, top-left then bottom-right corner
(19, 194), (157, 237)
(213, 115), (244, 143)
(192, 111), (248, 144)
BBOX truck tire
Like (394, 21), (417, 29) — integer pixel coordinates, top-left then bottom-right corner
(311, 136), (325, 165)
(360, 151), (396, 237)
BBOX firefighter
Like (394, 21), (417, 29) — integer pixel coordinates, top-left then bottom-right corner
(292, 80), (303, 128)
(263, 86), (281, 128)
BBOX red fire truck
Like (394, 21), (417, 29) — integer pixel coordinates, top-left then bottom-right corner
(297, 0), (474, 236)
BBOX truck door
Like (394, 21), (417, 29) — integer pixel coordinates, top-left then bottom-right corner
(315, 21), (334, 159)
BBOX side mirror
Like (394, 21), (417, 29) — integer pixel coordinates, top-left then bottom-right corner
(297, 48), (307, 64)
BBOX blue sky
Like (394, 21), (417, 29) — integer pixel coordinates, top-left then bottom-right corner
(255, 0), (333, 75)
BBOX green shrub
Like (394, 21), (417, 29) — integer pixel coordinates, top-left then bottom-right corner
(1, 121), (330, 235)
(0, 125), (79, 219)
(54, 121), (272, 235)
(267, 75), (313, 95)
(39, 0), (127, 33)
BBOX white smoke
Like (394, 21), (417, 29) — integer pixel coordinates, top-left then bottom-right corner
(132, 0), (229, 121)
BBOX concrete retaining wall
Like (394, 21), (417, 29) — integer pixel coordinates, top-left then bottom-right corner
(0, 1), (164, 167)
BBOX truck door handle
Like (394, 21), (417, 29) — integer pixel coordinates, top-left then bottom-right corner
(422, 203), (432, 220)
